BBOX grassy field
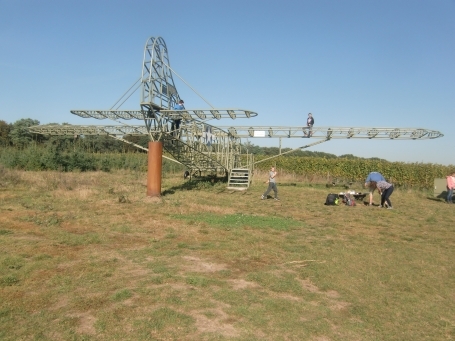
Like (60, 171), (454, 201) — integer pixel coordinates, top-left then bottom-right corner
(0, 168), (454, 340)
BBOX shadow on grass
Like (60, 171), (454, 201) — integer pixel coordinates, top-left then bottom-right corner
(162, 177), (227, 196)
(426, 197), (448, 203)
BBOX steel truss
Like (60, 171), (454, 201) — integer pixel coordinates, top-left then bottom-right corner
(29, 36), (444, 177)
(70, 109), (257, 121)
(29, 124), (443, 140)
(219, 126), (443, 140)
(30, 123), (443, 174)
(66, 36), (258, 176)
(29, 121), (247, 175)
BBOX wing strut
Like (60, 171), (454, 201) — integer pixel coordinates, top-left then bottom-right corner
(254, 139), (330, 165)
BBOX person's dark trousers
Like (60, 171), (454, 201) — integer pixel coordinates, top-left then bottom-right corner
(381, 186), (394, 207)
(447, 188), (454, 203)
(171, 119), (181, 138)
(263, 182), (278, 198)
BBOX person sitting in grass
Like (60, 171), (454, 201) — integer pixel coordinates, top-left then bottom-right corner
(369, 180), (394, 209)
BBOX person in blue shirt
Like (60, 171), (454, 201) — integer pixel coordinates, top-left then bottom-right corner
(174, 99), (184, 110)
(172, 99), (184, 136)
(364, 172), (385, 206)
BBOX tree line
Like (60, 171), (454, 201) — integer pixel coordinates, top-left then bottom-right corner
(0, 119), (149, 152)
(0, 118), (385, 161)
(1, 119), (452, 188)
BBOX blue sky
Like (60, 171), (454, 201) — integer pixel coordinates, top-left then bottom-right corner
(1, 0), (454, 165)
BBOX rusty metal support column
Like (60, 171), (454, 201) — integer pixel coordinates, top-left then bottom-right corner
(147, 141), (163, 197)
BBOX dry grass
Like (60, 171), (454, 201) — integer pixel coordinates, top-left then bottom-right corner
(0, 169), (454, 340)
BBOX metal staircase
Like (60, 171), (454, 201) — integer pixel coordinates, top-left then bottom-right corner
(161, 130), (226, 176)
(227, 168), (251, 190)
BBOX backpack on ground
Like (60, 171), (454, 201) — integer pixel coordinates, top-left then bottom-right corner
(344, 193), (356, 206)
(325, 193), (339, 205)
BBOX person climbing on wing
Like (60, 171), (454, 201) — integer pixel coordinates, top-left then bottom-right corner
(172, 99), (185, 137)
(304, 113), (314, 137)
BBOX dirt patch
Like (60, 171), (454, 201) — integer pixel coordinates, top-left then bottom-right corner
(143, 196), (163, 204)
(182, 256), (227, 272)
(312, 336), (331, 341)
(227, 279), (259, 290)
(297, 279), (348, 310)
(50, 296), (69, 311)
(52, 188), (96, 200)
(325, 290), (340, 298)
(191, 308), (239, 338)
(298, 278), (321, 293)
(329, 301), (350, 311)
(275, 293), (302, 301)
(70, 312), (97, 335)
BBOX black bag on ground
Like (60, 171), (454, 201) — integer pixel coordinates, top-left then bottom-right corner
(325, 193), (339, 205)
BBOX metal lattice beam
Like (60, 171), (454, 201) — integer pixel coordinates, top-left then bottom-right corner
(219, 126), (444, 140)
(29, 124), (148, 136)
(29, 125), (443, 140)
(70, 109), (257, 121)
(30, 122), (444, 174)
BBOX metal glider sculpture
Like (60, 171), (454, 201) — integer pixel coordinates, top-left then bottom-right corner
(30, 36), (444, 195)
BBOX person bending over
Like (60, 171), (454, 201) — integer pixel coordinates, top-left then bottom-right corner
(369, 180), (394, 209)
(365, 171), (385, 205)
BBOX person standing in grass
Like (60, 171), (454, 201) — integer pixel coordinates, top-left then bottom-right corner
(369, 180), (394, 209)
(261, 166), (279, 201)
(446, 171), (455, 204)
(365, 171), (385, 206)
